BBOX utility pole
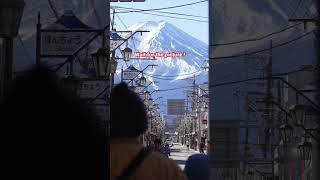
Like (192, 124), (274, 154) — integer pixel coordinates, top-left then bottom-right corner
(268, 40), (275, 180)
(192, 76), (196, 150)
(111, 8), (116, 87)
(289, 6), (320, 179)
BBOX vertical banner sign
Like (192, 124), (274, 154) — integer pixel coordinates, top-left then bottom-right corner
(76, 79), (110, 121)
(77, 79), (109, 99)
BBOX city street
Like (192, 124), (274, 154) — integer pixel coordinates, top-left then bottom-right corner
(169, 143), (198, 170)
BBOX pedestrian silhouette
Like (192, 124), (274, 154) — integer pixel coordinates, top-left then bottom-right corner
(110, 82), (187, 180)
(0, 66), (107, 180)
(184, 153), (209, 180)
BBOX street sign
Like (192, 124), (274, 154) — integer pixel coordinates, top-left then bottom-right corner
(134, 86), (146, 94)
(167, 99), (186, 115)
(122, 71), (141, 80)
(77, 79), (109, 99)
(110, 39), (126, 51)
(40, 20), (96, 56)
(122, 66), (141, 80)
(139, 93), (145, 101)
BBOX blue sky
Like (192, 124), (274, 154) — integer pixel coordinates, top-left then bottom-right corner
(110, 0), (208, 44)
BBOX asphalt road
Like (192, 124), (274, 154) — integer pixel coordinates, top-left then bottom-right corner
(169, 143), (198, 170)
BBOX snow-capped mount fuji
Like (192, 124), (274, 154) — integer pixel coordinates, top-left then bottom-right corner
(115, 21), (208, 91)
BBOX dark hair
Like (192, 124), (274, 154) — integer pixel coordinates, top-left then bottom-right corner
(154, 138), (163, 145)
(0, 66), (107, 180)
(110, 82), (148, 138)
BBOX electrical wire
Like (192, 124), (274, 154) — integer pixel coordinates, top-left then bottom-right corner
(147, 69), (203, 78)
(209, 65), (318, 88)
(90, 0), (103, 28)
(211, 30), (314, 60)
(212, 0), (314, 48)
(124, 11), (208, 23)
(212, 23), (303, 47)
(115, 7), (207, 19)
(17, 35), (33, 64)
(48, 0), (59, 20)
(113, 0), (208, 13)
(291, 0), (304, 18)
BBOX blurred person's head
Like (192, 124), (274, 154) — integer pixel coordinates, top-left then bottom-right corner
(154, 138), (163, 151)
(110, 82), (148, 138)
(0, 66), (107, 180)
(184, 154), (209, 180)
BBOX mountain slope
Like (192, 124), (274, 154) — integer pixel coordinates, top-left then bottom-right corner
(113, 21), (208, 119)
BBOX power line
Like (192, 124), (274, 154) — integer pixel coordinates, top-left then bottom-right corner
(90, 0), (103, 28)
(148, 69), (203, 78)
(115, 14), (137, 68)
(47, 0), (59, 20)
(115, 7), (207, 19)
(212, 23), (303, 47)
(123, 11), (208, 23)
(211, 30), (314, 60)
(210, 65), (318, 88)
(212, 0), (314, 48)
(145, 73), (204, 81)
(291, 0), (304, 18)
(113, 0), (208, 13)
(18, 35), (33, 64)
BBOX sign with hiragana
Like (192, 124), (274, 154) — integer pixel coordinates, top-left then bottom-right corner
(122, 66), (141, 80)
(134, 86), (146, 94)
(41, 31), (95, 56)
(77, 79), (109, 99)
(122, 71), (140, 80)
(110, 39), (126, 51)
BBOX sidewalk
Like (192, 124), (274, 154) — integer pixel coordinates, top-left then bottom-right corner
(169, 143), (198, 170)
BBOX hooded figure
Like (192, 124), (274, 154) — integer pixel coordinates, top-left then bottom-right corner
(184, 154), (209, 180)
(0, 66), (107, 180)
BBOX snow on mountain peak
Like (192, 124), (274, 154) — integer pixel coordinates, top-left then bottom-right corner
(115, 20), (208, 103)
(126, 21), (167, 51)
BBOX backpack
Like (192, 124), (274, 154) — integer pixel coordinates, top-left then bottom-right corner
(116, 148), (151, 180)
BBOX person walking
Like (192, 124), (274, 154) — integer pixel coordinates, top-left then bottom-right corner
(153, 138), (168, 157)
(186, 140), (190, 151)
(110, 83), (187, 180)
(199, 141), (205, 154)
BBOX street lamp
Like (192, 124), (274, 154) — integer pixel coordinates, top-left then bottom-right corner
(148, 98), (154, 106)
(0, 0), (25, 97)
(91, 48), (110, 77)
(279, 123), (294, 143)
(289, 104), (308, 126)
(145, 90), (150, 100)
(139, 74), (147, 86)
(121, 47), (133, 61)
(298, 139), (312, 160)
(0, 0), (25, 37)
